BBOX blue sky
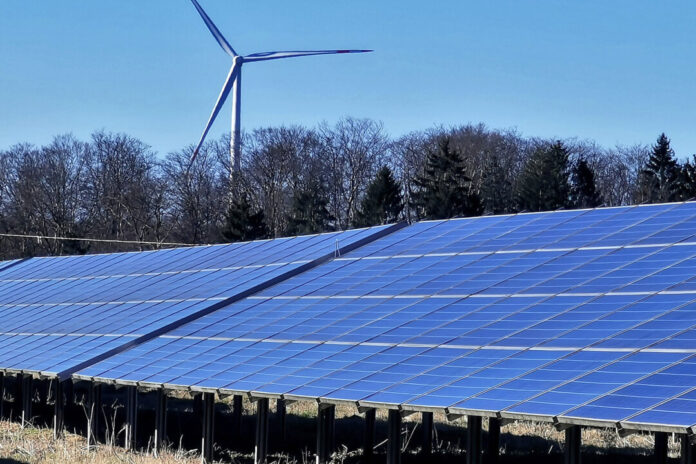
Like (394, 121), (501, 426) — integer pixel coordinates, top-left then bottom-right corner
(1, 1), (695, 158)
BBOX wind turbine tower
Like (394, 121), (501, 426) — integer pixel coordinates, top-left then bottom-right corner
(188, 0), (372, 172)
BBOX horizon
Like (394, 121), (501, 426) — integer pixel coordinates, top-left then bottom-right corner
(1, 1), (695, 158)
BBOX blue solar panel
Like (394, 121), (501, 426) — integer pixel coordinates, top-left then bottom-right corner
(64, 202), (696, 433)
(622, 386), (696, 428)
(0, 225), (395, 377)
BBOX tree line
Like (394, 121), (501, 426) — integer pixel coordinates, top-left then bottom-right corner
(0, 118), (693, 258)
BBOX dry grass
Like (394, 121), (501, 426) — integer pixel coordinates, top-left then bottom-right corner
(283, 400), (681, 458)
(0, 420), (199, 464)
(0, 398), (684, 464)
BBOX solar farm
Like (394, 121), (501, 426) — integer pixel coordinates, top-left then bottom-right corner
(3, 202), (696, 463)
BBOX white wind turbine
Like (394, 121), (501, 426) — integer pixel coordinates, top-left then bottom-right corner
(188, 0), (372, 172)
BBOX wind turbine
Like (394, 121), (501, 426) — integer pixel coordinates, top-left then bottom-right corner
(188, 0), (372, 173)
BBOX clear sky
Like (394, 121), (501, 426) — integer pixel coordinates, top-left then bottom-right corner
(1, 1), (695, 158)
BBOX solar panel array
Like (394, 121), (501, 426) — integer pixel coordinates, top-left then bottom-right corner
(0, 225), (395, 378)
(75, 202), (696, 434)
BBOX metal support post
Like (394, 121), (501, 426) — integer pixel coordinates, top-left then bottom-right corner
(363, 408), (376, 462)
(154, 389), (167, 455)
(564, 425), (581, 464)
(486, 417), (501, 464)
(316, 404), (336, 464)
(65, 379), (74, 408)
(421, 412), (433, 455)
(0, 372), (4, 420)
(54, 380), (64, 439)
(21, 374), (32, 428)
(255, 398), (269, 464)
(277, 398), (287, 444)
(124, 386), (138, 451)
(201, 392), (215, 463)
(387, 409), (402, 464)
(232, 395), (243, 436)
(467, 416), (482, 464)
(87, 383), (102, 447)
(682, 434), (694, 464)
(655, 431), (668, 464)
(13, 374), (22, 422)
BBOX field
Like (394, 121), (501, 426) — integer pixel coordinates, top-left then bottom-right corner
(0, 396), (683, 464)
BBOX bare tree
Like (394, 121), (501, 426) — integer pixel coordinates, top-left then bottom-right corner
(243, 126), (320, 237)
(2, 136), (91, 256)
(86, 131), (168, 249)
(161, 144), (227, 244)
(598, 145), (649, 206)
(319, 118), (389, 228)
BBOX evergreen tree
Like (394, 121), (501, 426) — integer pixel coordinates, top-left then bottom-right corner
(679, 155), (696, 200)
(481, 153), (514, 214)
(410, 138), (483, 219)
(570, 157), (602, 208)
(222, 192), (267, 242)
(517, 141), (572, 212)
(286, 180), (334, 235)
(640, 133), (680, 203)
(353, 166), (403, 227)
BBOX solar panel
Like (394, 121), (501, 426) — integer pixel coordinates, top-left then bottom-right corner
(67, 202), (696, 433)
(0, 224), (398, 379)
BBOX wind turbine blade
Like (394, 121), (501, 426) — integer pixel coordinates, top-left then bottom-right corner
(190, 63), (240, 166)
(189, 0), (237, 57)
(243, 49), (372, 62)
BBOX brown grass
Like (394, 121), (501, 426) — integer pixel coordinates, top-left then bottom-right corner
(0, 420), (200, 464)
(0, 397), (684, 464)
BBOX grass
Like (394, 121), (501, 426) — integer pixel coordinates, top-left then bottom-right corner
(0, 420), (200, 464)
(0, 394), (684, 463)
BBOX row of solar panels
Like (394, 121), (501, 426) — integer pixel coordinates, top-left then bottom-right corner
(0, 224), (399, 376)
(2, 202), (696, 434)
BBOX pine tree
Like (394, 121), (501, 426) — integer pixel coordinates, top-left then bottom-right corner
(679, 155), (696, 200)
(481, 153), (514, 214)
(517, 141), (572, 212)
(222, 193), (267, 242)
(286, 180), (334, 235)
(570, 157), (602, 208)
(640, 133), (680, 203)
(353, 166), (403, 227)
(410, 138), (483, 220)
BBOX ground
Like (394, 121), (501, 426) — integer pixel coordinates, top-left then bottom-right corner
(0, 399), (684, 463)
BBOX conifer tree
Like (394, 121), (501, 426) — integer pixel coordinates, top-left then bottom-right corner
(517, 141), (572, 212)
(353, 166), (403, 227)
(286, 180), (334, 235)
(679, 155), (696, 200)
(640, 133), (680, 203)
(571, 157), (602, 208)
(222, 192), (267, 242)
(410, 137), (483, 219)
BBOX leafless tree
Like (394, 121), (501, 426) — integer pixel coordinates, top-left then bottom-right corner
(86, 131), (167, 249)
(595, 145), (650, 206)
(161, 144), (226, 244)
(3, 136), (90, 256)
(318, 117), (389, 228)
(243, 126), (320, 237)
